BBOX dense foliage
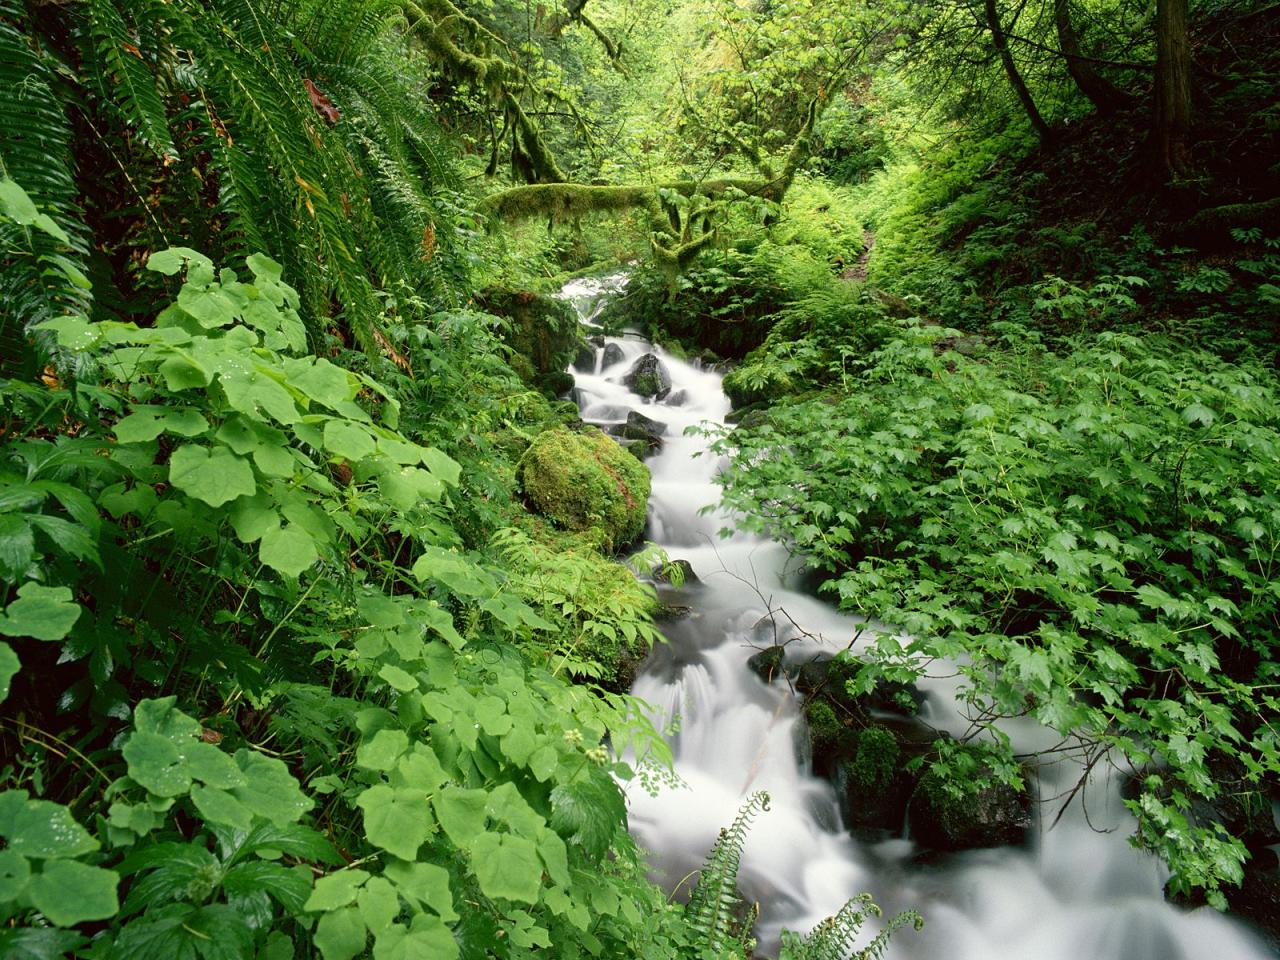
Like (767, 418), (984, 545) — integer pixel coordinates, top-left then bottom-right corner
(2, 0), (1278, 949)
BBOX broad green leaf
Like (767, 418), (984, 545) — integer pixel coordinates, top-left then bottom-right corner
(305, 870), (370, 912)
(190, 785), (253, 829)
(469, 832), (542, 904)
(169, 445), (257, 507)
(0, 584), (81, 642)
(0, 513), (35, 581)
(383, 860), (457, 922)
(229, 494), (277, 543)
(146, 247), (213, 276)
(356, 730), (408, 772)
(0, 178), (40, 224)
(357, 876), (400, 931)
(27, 860), (118, 926)
(371, 915), (458, 960)
(134, 697), (201, 739)
(233, 751), (312, 825)
(314, 907), (367, 960)
(433, 788), (488, 848)
(259, 523), (318, 577)
(323, 421), (376, 462)
(357, 785), (433, 861)
(420, 448), (462, 487)
(0, 848), (30, 900)
(115, 407), (209, 444)
(122, 731), (190, 798)
(0, 641), (17, 703)
(1, 795), (98, 859)
(186, 741), (246, 788)
(378, 665), (418, 692)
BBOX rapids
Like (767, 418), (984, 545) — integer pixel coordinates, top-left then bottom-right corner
(560, 275), (1273, 959)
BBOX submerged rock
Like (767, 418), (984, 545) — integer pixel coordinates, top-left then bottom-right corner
(624, 354), (672, 399)
(625, 410), (668, 436)
(518, 425), (650, 549)
(573, 340), (596, 372)
(664, 388), (689, 407)
(602, 342), (626, 368)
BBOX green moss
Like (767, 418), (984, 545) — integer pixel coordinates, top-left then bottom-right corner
(518, 425), (650, 549)
(806, 700), (843, 748)
(849, 725), (899, 791)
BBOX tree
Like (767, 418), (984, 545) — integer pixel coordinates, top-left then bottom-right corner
(1052, 0), (1133, 114)
(1153, 0), (1193, 180)
(983, 0), (1053, 143)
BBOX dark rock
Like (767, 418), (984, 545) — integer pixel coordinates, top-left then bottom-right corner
(587, 334), (605, 348)
(725, 402), (769, 426)
(656, 602), (694, 622)
(626, 410), (668, 436)
(746, 645), (786, 684)
(653, 558), (699, 586)
(1228, 859), (1280, 946)
(908, 769), (1031, 851)
(624, 354), (672, 399)
(538, 370), (575, 398)
(933, 335), (986, 358)
(573, 340), (596, 372)
(664, 389), (689, 407)
(619, 436), (661, 460)
(602, 343), (626, 368)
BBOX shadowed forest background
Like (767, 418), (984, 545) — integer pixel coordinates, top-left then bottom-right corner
(0, 0), (1278, 956)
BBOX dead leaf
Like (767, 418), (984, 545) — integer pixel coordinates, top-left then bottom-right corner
(304, 79), (340, 124)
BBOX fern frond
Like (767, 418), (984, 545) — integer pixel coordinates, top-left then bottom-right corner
(84, 0), (176, 159)
(685, 791), (770, 955)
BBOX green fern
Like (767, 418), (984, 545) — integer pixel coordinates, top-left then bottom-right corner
(84, 0), (177, 160)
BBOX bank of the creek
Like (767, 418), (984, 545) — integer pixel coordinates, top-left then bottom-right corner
(560, 275), (1274, 959)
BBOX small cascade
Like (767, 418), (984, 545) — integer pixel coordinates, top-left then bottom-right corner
(558, 275), (1273, 959)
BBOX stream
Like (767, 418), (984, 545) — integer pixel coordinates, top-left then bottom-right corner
(560, 275), (1274, 959)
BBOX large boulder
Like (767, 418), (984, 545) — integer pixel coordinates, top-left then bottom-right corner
(518, 425), (650, 549)
(624, 354), (672, 399)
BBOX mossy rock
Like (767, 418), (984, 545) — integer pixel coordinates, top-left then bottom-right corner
(476, 288), (579, 397)
(518, 425), (650, 549)
(908, 767), (1031, 851)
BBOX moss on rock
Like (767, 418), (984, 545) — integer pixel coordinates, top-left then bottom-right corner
(476, 288), (580, 397)
(518, 425), (650, 549)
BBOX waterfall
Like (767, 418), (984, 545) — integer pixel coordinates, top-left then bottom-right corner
(559, 274), (1272, 959)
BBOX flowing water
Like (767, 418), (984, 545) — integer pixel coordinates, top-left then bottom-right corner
(560, 275), (1274, 959)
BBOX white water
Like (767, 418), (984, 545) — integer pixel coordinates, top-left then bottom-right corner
(559, 275), (1273, 959)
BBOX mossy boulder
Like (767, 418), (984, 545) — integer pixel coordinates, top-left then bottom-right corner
(518, 425), (650, 549)
(908, 767), (1031, 851)
(476, 288), (582, 397)
(623, 354), (672, 399)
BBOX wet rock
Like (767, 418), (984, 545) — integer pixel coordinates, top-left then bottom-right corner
(602, 342), (626, 368)
(619, 435), (662, 460)
(908, 769), (1031, 851)
(626, 410), (668, 436)
(746, 645), (787, 684)
(656, 602), (694, 622)
(573, 340), (596, 372)
(1228, 855), (1280, 946)
(653, 558), (699, 586)
(475, 288), (578, 398)
(664, 389), (689, 407)
(587, 334), (605, 348)
(624, 354), (672, 399)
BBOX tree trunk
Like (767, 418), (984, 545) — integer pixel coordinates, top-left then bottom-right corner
(1053, 0), (1133, 113)
(1153, 0), (1193, 180)
(984, 0), (1052, 143)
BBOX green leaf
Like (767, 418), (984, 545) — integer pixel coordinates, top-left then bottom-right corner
(190, 785), (253, 829)
(357, 876), (400, 931)
(27, 860), (119, 926)
(233, 751), (312, 825)
(323, 421), (376, 462)
(433, 788), (488, 849)
(0, 642), (19, 703)
(0, 794), (99, 860)
(357, 786), (433, 861)
(0, 514), (35, 581)
(383, 860), (457, 922)
(146, 248), (213, 277)
(314, 907), (367, 960)
(371, 915), (458, 960)
(0, 178), (40, 225)
(0, 584), (81, 642)
(0, 848), (30, 900)
(123, 731), (191, 798)
(356, 730), (409, 772)
(259, 523), (318, 577)
(305, 870), (370, 912)
(377, 665), (418, 692)
(169, 445), (257, 507)
(115, 407), (210, 444)
(470, 832), (542, 904)
(229, 494), (277, 543)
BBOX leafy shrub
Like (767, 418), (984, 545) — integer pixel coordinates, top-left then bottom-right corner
(714, 321), (1280, 905)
